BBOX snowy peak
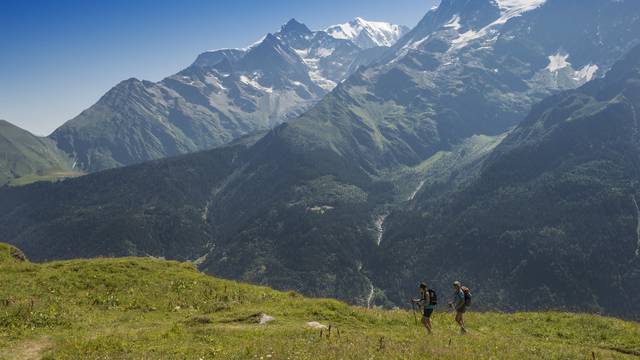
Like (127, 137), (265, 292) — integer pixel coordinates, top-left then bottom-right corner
(275, 19), (316, 50)
(326, 17), (409, 49)
(187, 17), (390, 94)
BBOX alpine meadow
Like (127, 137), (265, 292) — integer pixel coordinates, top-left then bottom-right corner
(1, 0), (640, 359)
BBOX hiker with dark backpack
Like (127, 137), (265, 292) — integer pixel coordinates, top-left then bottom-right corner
(448, 281), (471, 334)
(412, 282), (437, 334)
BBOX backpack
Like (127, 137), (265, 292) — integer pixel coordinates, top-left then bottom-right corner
(461, 286), (472, 307)
(427, 289), (438, 306)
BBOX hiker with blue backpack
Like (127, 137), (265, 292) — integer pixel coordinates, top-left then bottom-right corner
(412, 282), (437, 334)
(448, 281), (471, 334)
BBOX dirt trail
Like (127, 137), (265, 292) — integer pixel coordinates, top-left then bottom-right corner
(6, 337), (53, 360)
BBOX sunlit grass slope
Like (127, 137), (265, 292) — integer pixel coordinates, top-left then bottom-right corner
(0, 243), (638, 359)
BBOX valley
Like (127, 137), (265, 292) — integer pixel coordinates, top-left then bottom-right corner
(1, 0), (640, 335)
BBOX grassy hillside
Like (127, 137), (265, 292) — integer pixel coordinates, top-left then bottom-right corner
(5, 170), (83, 187)
(0, 120), (81, 187)
(0, 244), (638, 359)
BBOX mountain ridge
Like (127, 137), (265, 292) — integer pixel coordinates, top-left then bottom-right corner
(376, 42), (640, 319)
(47, 17), (407, 173)
(0, 120), (79, 186)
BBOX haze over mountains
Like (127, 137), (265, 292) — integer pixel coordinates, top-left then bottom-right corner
(1, 0), (640, 320)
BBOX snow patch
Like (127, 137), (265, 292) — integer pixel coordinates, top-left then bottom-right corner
(206, 35), (267, 53)
(403, 35), (431, 52)
(205, 74), (227, 91)
(451, 29), (483, 50)
(573, 64), (599, 82)
(545, 53), (599, 83)
(449, 0), (546, 51)
(247, 35), (267, 49)
(294, 48), (310, 58)
(546, 53), (570, 72)
(315, 47), (335, 58)
(294, 49), (337, 90)
(494, 0), (547, 24)
(239, 75), (273, 93)
(444, 15), (462, 31)
(310, 72), (337, 90)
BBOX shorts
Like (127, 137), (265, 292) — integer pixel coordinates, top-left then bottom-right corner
(423, 308), (434, 318)
(456, 306), (466, 314)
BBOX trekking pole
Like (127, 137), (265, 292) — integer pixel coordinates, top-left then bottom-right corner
(410, 300), (417, 325)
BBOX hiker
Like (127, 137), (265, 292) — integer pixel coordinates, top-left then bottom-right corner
(412, 282), (436, 334)
(448, 281), (469, 334)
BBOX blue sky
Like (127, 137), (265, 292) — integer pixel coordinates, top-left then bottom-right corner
(0, 0), (437, 135)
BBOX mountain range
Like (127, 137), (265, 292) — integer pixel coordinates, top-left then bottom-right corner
(1, 0), (640, 319)
(45, 18), (407, 172)
(377, 43), (640, 318)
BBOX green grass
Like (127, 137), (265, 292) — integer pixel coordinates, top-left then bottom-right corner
(0, 243), (638, 360)
(0, 120), (77, 187)
(7, 169), (84, 187)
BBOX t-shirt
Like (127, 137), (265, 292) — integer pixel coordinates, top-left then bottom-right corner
(453, 289), (465, 310)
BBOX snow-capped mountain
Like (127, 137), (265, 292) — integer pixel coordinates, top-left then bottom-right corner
(326, 17), (409, 49)
(50, 18), (392, 171)
(368, 0), (640, 136)
(194, 19), (404, 91)
(273, 19), (364, 90)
